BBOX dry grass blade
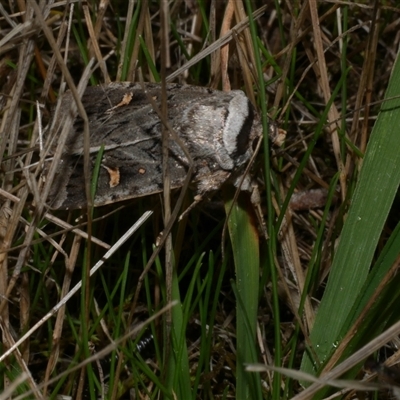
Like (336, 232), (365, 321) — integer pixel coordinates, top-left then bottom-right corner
(308, 0), (346, 199)
(296, 319), (400, 399)
(166, 4), (267, 82)
(246, 363), (396, 393)
(0, 373), (29, 400)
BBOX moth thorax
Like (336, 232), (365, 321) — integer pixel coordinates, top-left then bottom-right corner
(223, 91), (254, 161)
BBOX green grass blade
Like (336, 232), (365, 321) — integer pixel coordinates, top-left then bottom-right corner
(164, 263), (193, 398)
(139, 36), (160, 82)
(224, 189), (261, 400)
(301, 51), (400, 377)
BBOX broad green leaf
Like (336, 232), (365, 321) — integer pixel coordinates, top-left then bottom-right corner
(301, 51), (400, 378)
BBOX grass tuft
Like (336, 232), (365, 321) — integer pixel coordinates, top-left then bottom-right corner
(1, 1), (400, 399)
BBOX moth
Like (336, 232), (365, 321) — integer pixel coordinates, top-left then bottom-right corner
(44, 82), (282, 210)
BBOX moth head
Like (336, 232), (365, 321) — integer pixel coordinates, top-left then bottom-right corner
(222, 91), (260, 167)
(222, 91), (285, 168)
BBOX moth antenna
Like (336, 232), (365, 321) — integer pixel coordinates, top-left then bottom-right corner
(250, 182), (269, 240)
(178, 195), (203, 221)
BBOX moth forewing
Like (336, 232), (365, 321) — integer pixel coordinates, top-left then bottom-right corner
(45, 83), (262, 212)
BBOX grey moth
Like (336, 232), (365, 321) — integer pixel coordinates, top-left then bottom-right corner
(44, 82), (279, 210)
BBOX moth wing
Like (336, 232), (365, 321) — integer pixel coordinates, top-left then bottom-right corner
(45, 83), (259, 209)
